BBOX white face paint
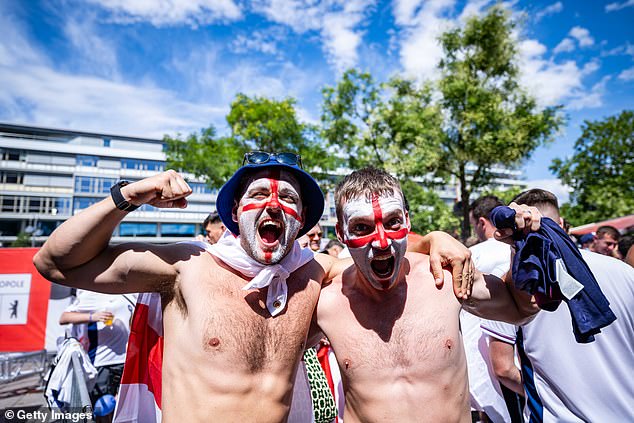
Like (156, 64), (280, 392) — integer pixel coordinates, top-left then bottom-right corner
(341, 191), (409, 291)
(236, 169), (304, 264)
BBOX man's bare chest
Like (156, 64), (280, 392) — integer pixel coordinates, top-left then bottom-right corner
(169, 263), (321, 371)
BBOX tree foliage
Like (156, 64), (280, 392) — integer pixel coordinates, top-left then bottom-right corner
(166, 93), (338, 188)
(320, 6), (563, 240)
(436, 6), (563, 239)
(550, 110), (634, 226)
(401, 180), (460, 235)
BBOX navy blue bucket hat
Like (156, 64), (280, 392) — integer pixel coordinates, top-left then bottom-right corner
(216, 152), (325, 237)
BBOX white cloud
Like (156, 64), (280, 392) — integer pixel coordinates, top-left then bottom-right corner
(569, 26), (594, 47)
(250, 0), (375, 73)
(605, 0), (634, 12)
(62, 14), (120, 79)
(568, 76), (610, 110)
(458, 0), (493, 22)
(553, 37), (575, 54)
(167, 42), (327, 122)
(86, 0), (242, 27)
(393, 0), (456, 80)
(524, 178), (571, 205)
(231, 27), (287, 57)
(618, 66), (634, 81)
(602, 43), (634, 57)
(517, 39), (602, 109)
(535, 1), (563, 21)
(0, 11), (223, 138)
(581, 60), (600, 76)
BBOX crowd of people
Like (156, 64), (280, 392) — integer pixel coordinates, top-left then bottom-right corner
(36, 151), (634, 423)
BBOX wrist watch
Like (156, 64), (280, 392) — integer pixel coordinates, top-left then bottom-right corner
(110, 181), (139, 212)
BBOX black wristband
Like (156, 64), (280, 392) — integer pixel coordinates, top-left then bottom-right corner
(110, 181), (139, 212)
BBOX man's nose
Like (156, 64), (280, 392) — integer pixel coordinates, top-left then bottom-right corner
(371, 235), (391, 250)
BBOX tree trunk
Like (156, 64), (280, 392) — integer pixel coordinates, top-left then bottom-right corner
(458, 165), (471, 242)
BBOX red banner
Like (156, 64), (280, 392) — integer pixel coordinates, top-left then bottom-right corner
(0, 248), (51, 351)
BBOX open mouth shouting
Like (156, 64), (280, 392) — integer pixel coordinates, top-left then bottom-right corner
(371, 254), (396, 278)
(257, 219), (284, 248)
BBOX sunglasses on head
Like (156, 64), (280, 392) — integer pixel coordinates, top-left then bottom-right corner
(242, 151), (303, 169)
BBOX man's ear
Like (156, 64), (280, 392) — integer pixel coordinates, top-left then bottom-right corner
(405, 210), (411, 231)
(231, 201), (239, 223)
(335, 222), (345, 243)
(300, 207), (306, 231)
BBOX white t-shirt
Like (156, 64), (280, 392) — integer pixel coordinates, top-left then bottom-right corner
(481, 250), (634, 422)
(461, 239), (513, 423)
(65, 290), (137, 367)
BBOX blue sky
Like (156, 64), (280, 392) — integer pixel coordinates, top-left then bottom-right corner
(1, 0), (633, 203)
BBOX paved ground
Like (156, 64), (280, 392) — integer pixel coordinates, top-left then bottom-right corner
(0, 374), (47, 423)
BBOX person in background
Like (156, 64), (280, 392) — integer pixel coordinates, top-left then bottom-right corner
(298, 223), (323, 251)
(589, 225), (620, 257)
(466, 195), (524, 423)
(201, 211), (225, 244)
(59, 290), (137, 422)
(482, 189), (634, 422)
(578, 233), (594, 250)
(618, 234), (634, 267)
(321, 239), (344, 257)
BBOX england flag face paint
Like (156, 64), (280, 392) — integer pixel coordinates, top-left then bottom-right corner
(341, 191), (409, 291)
(236, 169), (304, 264)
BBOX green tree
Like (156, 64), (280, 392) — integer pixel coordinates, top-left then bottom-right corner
(10, 232), (31, 247)
(166, 93), (338, 188)
(321, 6), (563, 241)
(401, 180), (460, 234)
(550, 110), (634, 226)
(435, 6), (563, 240)
(481, 186), (523, 205)
(321, 70), (442, 176)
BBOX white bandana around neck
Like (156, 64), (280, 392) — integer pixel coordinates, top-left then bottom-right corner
(203, 230), (315, 317)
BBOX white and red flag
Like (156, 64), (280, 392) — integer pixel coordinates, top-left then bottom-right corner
(113, 292), (163, 423)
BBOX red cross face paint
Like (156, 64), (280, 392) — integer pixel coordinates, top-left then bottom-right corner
(342, 191), (409, 291)
(237, 169), (304, 264)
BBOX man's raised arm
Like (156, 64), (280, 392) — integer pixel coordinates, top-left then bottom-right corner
(33, 170), (193, 294)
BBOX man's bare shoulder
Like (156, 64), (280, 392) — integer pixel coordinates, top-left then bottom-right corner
(311, 252), (353, 285)
(404, 251), (453, 289)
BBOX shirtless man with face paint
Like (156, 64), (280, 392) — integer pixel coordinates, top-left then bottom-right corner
(33, 154), (474, 422)
(313, 167), (541, 422)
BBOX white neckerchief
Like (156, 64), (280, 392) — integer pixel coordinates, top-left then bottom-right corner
(204, 231), (315, 316)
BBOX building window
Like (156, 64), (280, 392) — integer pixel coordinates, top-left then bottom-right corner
(73, 197), (101, 211)
(76, 155), (98, 167)
(161, 223), (196, 237)
(0, 171), (22, 184)
(74, 176), (117, 193)
(119, 223), (157, 237)
(1, 149), (23, 161)
(54, 198), (72, 215)
(1, 196), (18, 213)
(121, 159), (164, 171)
(190, 182), (213, 194)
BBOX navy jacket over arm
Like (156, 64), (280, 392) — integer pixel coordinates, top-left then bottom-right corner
(489, 206), (616, 343)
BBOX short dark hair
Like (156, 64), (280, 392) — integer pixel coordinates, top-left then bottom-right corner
(469, 195), (504, 221)
(325, 239), (343, 250)
(203, 211), (222, 227)
(596, 225), (620, 241)
(618, 235), (633, 258)
(511, 189), (560, 219)
(335, 167), (403, 223)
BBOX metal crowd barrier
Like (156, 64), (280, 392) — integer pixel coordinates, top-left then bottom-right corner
(0, 349), (48, 384)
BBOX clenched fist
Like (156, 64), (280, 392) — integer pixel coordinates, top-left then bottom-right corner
(119, 170), (193, 209)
